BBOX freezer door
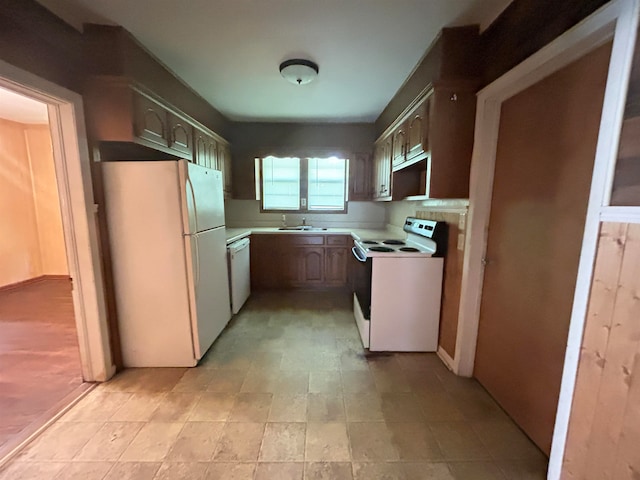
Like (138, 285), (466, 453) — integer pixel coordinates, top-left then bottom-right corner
(180, 160), (225, 234)
(185, 226), (231, 359)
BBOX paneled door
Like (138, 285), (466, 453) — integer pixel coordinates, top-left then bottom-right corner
(473, 42), (612, 455)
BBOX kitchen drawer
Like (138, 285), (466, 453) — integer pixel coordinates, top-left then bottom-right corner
(326, 235), (350, 246)
(288, 235), (325, 246)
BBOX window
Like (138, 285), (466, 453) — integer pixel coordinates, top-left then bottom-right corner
(308, 157), (347, 211)
(261, 156), (301, 210)
(258, 155), (348, 212)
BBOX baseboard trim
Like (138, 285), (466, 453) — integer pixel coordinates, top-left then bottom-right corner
(0, 275), (70, 293)
(437, 346), (455, 372)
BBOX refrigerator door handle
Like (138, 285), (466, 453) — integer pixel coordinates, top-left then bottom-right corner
(186, 174), (199, 233)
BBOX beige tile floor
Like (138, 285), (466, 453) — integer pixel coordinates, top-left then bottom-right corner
(0, 291), (548, 479)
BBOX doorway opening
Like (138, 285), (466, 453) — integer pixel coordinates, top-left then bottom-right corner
(0, 85), (89, 456)
(0, 61), (114, 465)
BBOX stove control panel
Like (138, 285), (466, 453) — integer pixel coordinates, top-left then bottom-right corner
(403, 217), (448, 257)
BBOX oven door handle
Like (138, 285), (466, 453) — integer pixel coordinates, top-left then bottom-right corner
(351, 246), (368, 263)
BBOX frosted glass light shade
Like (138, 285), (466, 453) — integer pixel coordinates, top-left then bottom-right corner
(279, 59), (319, 85)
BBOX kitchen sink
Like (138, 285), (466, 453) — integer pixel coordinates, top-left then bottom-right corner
(277, 226), (327, 231)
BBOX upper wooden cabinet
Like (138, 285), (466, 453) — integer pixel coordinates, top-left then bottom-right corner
(89, 82), (195, 159)
(133, 93), (168, 149)
(427, 84), (476, 199)
(208, 138), (218, 170)
(392, 128), (407, 168)
(193, 127), (232, 199)
(219, 143), (232, 199)
(373, 135), (393, 200)
(168, 113), (192, 157)
(85, 78), (234, 198)
(377, 82), (476, 200)
(389, 95), (430, 171)
(348, 152), (372, 201)
(406, 98), (430, 162)
(193, 128), (209, 167)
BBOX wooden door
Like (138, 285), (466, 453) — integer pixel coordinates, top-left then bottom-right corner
(280, 249), (300, 287)
(373, 143), (384, 198)
(133, 93), (168, 149)
(207, 138), (218, 170)
(349, 152), (371, 201)
(298, 247), (324, 285)
(193, 129), (207, 166)
(220, 144), (232, 198)
(392, 128), (406, 167)
(167, 113), (192, 158)
(381, 137), (393, 197)
(325, 247), (348, 286)
(406, 99), (428, 160)
(474, 42), (612, 454)
(249, 235), (268, 289)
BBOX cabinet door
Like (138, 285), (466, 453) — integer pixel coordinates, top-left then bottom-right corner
(208, 138), (219, 170)
(250, 235), (276, 289)
(381, 137), (393, 197)
(325, 247), (348, 286)
(133, 93), (168, 148)
(281, 249), (300, 287)
(349, 152), (372, 201)
(218, 145), (226, 189)
(193, 129), (208, 166)
(392, 128), (407, 167)
(373, 144), (383, 199)
(298, 247), (324, 285)
(168, 113), (192, 158)
(406, 99), (429, 161)
(220, 144), (233, 199)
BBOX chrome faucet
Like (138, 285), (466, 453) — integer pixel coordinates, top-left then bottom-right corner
(302, 217), (306, 226)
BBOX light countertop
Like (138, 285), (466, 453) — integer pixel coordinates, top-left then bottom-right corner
(225, 226), (403, 245)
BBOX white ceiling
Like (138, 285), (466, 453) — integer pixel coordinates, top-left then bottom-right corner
(0, 86), (49, 124)
(37, 0), (512, 123)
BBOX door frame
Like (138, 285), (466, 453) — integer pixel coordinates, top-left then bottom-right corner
(0, 60), (115, 382)
(453, 0), (639, 477)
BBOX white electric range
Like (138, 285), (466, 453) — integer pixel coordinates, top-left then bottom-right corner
(351, 217), (446, 351)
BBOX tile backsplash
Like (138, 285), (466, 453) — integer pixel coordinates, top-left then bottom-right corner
(224, 200), (387, 229)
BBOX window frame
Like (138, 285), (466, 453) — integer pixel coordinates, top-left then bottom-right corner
(257, 154), (350, 214)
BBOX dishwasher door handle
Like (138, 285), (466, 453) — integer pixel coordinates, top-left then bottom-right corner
(228, 238), (250, 253)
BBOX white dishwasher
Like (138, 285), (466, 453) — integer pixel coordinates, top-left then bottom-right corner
(227, 237), (251, 314)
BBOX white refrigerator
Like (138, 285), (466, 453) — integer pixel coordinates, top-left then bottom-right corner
(102, 159), (231, 367)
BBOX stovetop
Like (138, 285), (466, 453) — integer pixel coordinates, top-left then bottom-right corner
(353, 217), (446, 258)
(355, 238), (435, 257)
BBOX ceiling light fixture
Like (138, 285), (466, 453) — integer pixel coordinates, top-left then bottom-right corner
(279, 59), (319, 85)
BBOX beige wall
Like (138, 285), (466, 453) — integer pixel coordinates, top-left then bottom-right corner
(25, 125), (68, 275)
(0, 118), (67, 287)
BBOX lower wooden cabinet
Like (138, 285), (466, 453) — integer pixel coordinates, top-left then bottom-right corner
(325, 248), (349, 285)
(298, 247), (324, 286)
(250, 234), (350, 289)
